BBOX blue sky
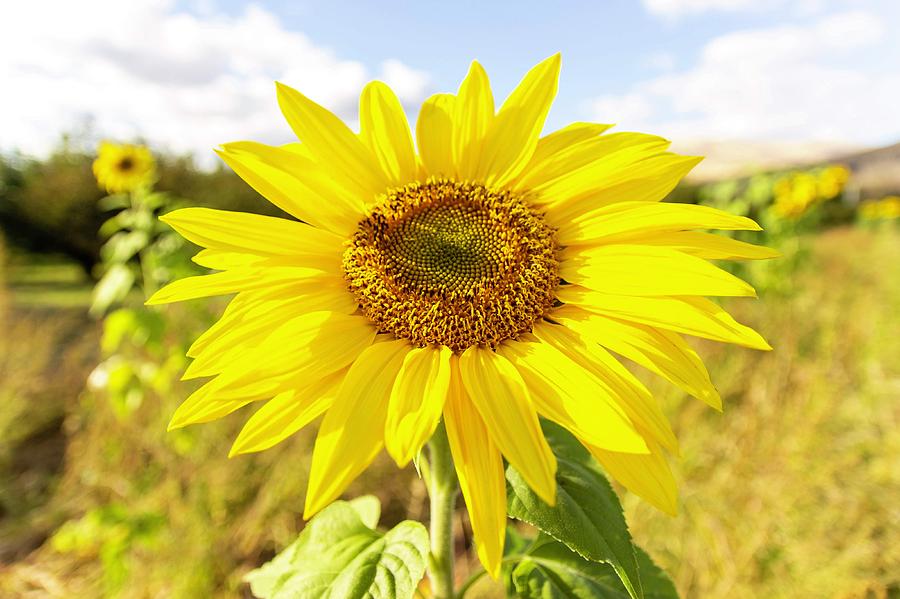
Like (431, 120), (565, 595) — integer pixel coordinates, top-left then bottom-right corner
(3, 0), (899, 160)
(200, 0), (900, 137)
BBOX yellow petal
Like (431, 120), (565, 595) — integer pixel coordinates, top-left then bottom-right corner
(559, 245), (757, 297)
(185, 278), (355, 359)
(167, 378), (256, 430)
(215, 142), (363, 235)
(589, 438), (678, 516)
(186, 294), (254, 358)
(498, 339), (648, 454)
(476, 54), (561, 187)
(229, 370), (346, 456)
(416, 93), (456, 178)
(444, 360), (506, 579)
(557, 286), (772, 350)
(184, 286), (359, 379)
(275, 81), (388, 199)
(543, 153), (701, 221)
(557, 201), (761, 247)
(145, 270), (261, 305)
(359, 81), (418, 185)
(385, 346), (453, 466)
(187, 249), (338, 274)
(160, 207), (344, 258)
(629, 231), (780, 261)
(145, 267), (327, 305)
(516, 132), (669, 195)
(183, 299), (299, 380)
(207, 312), (375, 402)
(458, 346), (557, 505)
(304, 339), (410, 517)
(453, 61), (495, 180)
(524, 122), (615, 172)
(192, 250), (268, 270)
(532, 322), (679, 455)
(553, 306), (722, 409)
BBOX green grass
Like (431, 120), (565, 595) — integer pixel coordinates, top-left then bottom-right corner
(5, 260), (95, 308)
(6, 262), (88, 285)
(10, 285), (95, 308)
(1, 227), (899, 598)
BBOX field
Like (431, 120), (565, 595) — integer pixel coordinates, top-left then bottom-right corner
(1, 223), (897, 598)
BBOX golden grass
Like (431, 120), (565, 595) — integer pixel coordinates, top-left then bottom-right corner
(1, 227), (898, 598)
(625, 227), (900, 598)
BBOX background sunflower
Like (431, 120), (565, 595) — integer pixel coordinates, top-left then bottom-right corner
(92, 142), (157, 194)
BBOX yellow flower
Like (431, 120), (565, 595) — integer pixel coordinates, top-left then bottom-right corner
(877, 196), (900, 219)
(817, 164), (850, 200)
(92, 142), (156, 193)
(772, 171), (823, 218)
(148, 55), (773, 577)
(861, 196), (900, 220)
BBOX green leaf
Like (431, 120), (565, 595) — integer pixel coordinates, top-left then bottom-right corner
(630, 548), (678, 599)
(99, 209), (137, 238)
(245, 499), (428, 599)
(348, 495), (381, 529)
(101, 308), (166, 353)
(90, 264), (135, 316)
(502, 525), (538, 594)
(100, 230), (150, 264)
(510, 535), (678, 599)
(505, 421), (643, 599)
(97, 193), (130, 212)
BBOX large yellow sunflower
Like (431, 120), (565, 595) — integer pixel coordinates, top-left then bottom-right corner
(148, 54), (773, 577)
(93, 141), (157, 193)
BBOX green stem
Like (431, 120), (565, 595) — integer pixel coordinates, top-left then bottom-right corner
(130, 188), (158, 297)
(426, 422), (457, 599)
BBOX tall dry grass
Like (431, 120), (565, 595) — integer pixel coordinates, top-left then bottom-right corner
(0, 239), (100, 563)
(623, 227), (900, 598)
(1, 227), (898, 598)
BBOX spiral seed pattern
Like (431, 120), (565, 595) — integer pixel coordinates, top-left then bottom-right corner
(343, 179), (559, 351)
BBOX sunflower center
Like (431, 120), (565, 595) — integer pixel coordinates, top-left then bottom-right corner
(343, 180), (559, 351)
(118, 157), (135, 171)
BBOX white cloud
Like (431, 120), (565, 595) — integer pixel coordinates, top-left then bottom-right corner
(643, 52), (677, 72)
(588, 11), (900, 144)
(642, 0), (827, 18)
(0, 0), (431, 163)
(643, 0), (759, 16)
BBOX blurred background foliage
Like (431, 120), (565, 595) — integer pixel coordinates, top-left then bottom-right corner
(0, 133), (898, 598)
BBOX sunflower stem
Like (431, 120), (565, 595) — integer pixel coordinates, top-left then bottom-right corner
(426, 421), (457, 599)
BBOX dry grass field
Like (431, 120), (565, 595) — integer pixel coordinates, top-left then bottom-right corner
(1, 226), (898, 598)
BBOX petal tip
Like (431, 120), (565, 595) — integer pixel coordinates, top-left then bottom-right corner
(144, 292), (163, 306)
(385, 442), (412, 468)
(302, 497), (323, 521)
(228, 441), (250, 459)
(540, 486), (558, 507)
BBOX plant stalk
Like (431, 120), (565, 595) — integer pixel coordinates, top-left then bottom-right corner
(426, 422), (457, 599)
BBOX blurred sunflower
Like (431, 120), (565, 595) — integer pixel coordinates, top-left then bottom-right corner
(772, 172), (819, 218)
(817, 164), (850, 200)
(860, 196), (900, 220)
(93, 142), (157, 193)
(149, 55), (773, 576)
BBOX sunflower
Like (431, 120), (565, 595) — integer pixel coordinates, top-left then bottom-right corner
(148, 55), (773, 576)
(93, 142), (157, 193)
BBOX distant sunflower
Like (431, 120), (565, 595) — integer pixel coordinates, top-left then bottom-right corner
(149, 55), (773, 577)
(93, 142), (156, 193)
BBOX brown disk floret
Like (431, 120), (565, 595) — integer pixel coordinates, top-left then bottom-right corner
(343, 179), (559, 351)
